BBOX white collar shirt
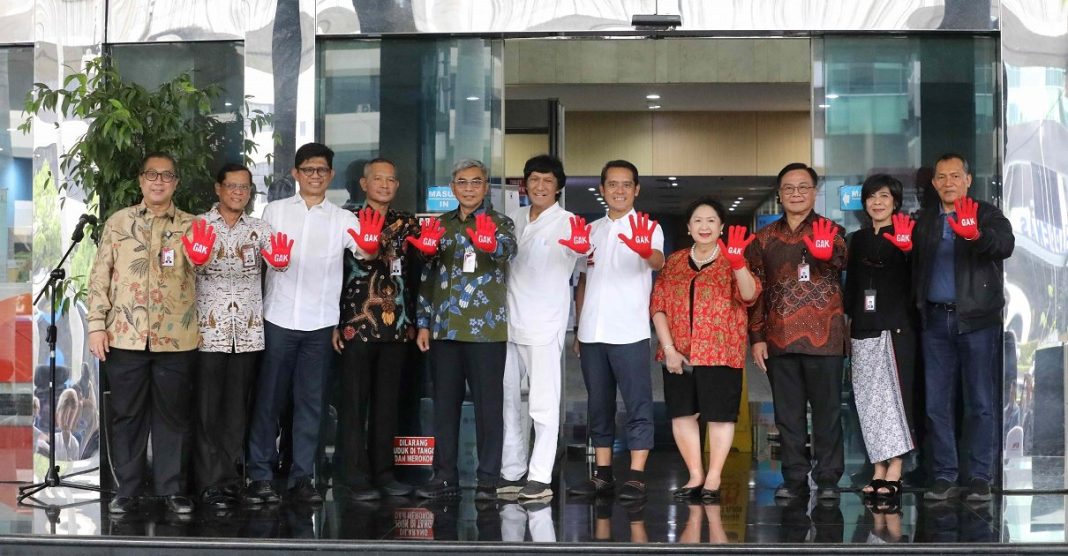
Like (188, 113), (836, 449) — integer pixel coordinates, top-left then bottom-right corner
(577, 208), (664, 344)
(507, 203), (582, 346)
(261, 194), (365, 331)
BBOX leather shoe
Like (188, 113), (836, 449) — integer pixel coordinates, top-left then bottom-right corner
(288, 477), (323, 504)
(348, 486), (382, 502)
(201, 486), (235, 509)
(379, 480), (414, 497)
(415, 479), (460, 499)
(164, 494), (195, 514)
(245, 480), (281, 505)
(108, 496), (138, 514)
(568, 476), (615, 497)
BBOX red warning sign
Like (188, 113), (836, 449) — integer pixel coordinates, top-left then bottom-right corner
(394, 507), (434, 539)
(394, 436), (434, 466)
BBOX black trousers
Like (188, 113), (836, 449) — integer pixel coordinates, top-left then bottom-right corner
(430, 340), (506, 483)
(105, 348), (194, 498)
(337, 341), (408, 488)
(193, 350), (258, 493)
(766, 354), (845, 488)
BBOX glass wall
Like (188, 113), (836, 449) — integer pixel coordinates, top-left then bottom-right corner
(317, 38), (504, 214)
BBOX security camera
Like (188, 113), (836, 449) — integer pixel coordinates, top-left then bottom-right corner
(631, 14), (682, 30)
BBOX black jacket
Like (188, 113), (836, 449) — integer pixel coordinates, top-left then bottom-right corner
(912, 199), (1014, 334)
(844, 225), (917, 338)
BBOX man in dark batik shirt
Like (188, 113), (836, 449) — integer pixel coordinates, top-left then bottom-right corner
(332, 157), (445, 501)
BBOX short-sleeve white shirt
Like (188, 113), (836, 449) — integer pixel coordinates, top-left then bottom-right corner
(507, 203), (581, 346)
(261, 194), (365, 331)
(577, 209), (664, 344)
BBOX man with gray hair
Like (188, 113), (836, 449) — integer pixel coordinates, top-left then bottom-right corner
(414, 159), (517, 501)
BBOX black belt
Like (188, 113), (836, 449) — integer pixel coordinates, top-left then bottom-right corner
(928, 302), (957, 311)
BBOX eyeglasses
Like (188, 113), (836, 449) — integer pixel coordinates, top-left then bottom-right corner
(142, 170), (178, 183)
(222, 182), (252, 192)
(453, 178), (486, 188)
(297, 166), (331, 177)
(780, 184), (815, 196)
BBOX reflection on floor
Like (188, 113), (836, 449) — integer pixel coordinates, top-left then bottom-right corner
(3, 450), (1066, 545)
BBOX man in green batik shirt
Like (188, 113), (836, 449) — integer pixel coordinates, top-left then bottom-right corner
(414, 159), (517, 501)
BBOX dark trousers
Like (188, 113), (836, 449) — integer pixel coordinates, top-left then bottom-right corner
(579, 341), (654, 451)
(337, 341), (407, 487)
(105, 348), (193, 498)
(766, 354), (845, 488)
(193, 350), (258, 493)
(922, 305), (1000, 483)
(430, 340), (506, 483)
(247, 321), (333, 487)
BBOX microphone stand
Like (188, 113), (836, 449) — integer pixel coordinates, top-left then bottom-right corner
(18, 221), (109, 511)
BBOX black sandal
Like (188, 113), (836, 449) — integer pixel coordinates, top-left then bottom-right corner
(863, 479), (886, 497)
(875, 480), (903, 498)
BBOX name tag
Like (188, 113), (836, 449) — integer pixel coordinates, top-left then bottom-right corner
(241, 244), (257, 268)
(391, 257), (403, 277)
(864, 289), (877, 312)
(463, 248), (477, 273)
(797, 262), (810, 282)
(160, 247), (175, 267)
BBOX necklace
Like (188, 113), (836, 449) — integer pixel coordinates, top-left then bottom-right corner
(690, 243), (719, 266)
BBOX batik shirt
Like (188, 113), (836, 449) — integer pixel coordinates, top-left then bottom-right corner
(194, 205), (280, 353)
(416, 203), (517, 342)
(338, 206), (421, 343)
(87, 201), (198, 352)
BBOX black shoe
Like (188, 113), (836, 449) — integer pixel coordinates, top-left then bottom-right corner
(108, 496), (138, 514)
(672, 485), (701, 500)
(379, 480), (413, 497)
(518, 480), (553, 500)
(496, 477), (526, 495)
(415, 479), (460, 499)
(617, 479), (647, 500)
(568, 476), (615, 497)
(816, 486), (839, 500)
(700, 488), (721, 504)
(245, 480), (280, 505)
(288, 478), (323, 504)
(475, 481), (498, 501)
(924, 478), (961, 501)
(774, 483), (810, 499)
(348, 486), (382, 502)
(964, 478), (992, 501)
(164, 495), (195, 514)
(201, 487), (235, 509)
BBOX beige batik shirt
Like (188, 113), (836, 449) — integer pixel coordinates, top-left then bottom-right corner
(87, 201), (198, 352)
(195, 205), (282, 353)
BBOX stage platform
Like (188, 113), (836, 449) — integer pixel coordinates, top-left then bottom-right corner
(2, 452), (1068, 554)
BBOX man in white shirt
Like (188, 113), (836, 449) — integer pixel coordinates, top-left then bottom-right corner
(569, 160), (665, 501)
(246, 143), (378, 505)
(499, 155), (590, 500)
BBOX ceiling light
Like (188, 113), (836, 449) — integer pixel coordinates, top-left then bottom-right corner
(224, 101), (233, 107)
(826, 93), (840, 99)
(737, 197), (744, 200)
(648, 104), (661, 110)
(646, 93), (661, 100)
(818, 103), (831, 109)
(466, 96), (480, 101)
(728, 207), (735, 211)
(668, 176), (677, 181)
(587, 187), (596, 191)
(671, 183), (678, 188)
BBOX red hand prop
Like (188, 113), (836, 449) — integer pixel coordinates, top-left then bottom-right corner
(181, 219), (216, 266)
(348, 207), (385, 255)
(558, 215), (592, 254)
(947, 197), (980, 240)
(617, 212), (657, 259)
(406, 217), (445, 256)
(465, 213), (498, 253)
(801, 217), (837, 262)
(718, 225), (755, 270)
(882, 213), (916, 252)
(261, 232), (294, 269)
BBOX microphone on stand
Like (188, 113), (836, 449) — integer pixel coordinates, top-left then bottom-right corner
(71, 214), (98, 243)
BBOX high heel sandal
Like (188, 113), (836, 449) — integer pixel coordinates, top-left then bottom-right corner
(863, 479), (886, 498)
(875, 480), (903, 499)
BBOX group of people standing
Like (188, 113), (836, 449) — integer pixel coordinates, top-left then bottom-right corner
(85, 142), (1012, 517)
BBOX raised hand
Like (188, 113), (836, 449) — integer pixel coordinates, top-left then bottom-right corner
(558, 215), (592, 254)
(718, 225), (755, 270)
(406, 216), (446, 255)
(617, 211), (657, 259)
(348, 207), (385, 255)
(181, 219), (216, 266)
(882, 212), (916, 252)
(801, 217), (838, 262)
(947, 197), (980, 240)
(261, 232), (294, 268)
(465, 213), (498, 253)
